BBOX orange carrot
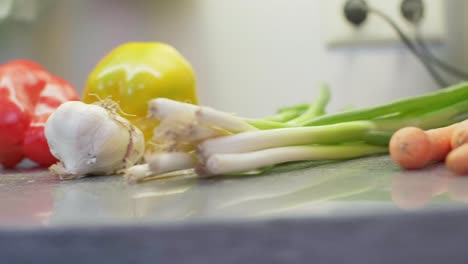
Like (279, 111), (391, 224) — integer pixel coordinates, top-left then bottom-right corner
(446, 143), (468, 175)
(389, 127), (432, 169)
(426, 125), (456, 161)
(390, 125), (456, 169)
(450, 120), (468, 148)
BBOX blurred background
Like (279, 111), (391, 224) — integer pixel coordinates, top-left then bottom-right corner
(0, 0), (467, 117)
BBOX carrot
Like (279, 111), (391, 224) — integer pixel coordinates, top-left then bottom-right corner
(426, 125), (456, 161)
(450, 120), (468, 148)
(446, 143), (468, 175)
(390, 125), (456, 169)
(389, 127), (432, 169)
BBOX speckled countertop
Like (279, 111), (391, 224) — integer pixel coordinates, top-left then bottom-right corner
(1, 155), (468, 263)
(1, 155), (468, 226)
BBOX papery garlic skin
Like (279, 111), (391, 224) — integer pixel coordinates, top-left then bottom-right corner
(45, 101), (145, 179)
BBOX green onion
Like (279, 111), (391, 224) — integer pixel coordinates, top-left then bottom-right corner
(304, 82), (468, 126)
(128, 82), (468, 181)
(287, 83), (331, 126)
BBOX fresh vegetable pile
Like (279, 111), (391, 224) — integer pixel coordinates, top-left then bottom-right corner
(4, 41), (468, 182)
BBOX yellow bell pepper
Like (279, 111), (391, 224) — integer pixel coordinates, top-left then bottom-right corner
(82, 42), (198, 141)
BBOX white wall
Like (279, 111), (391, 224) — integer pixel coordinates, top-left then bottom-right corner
(0, 0), (455, 117)
(193, 0), (440, 117)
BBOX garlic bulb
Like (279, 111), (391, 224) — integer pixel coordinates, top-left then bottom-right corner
(45, 100), (145, 179)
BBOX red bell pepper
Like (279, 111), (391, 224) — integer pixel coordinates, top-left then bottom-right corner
(0, 60), (79, 169)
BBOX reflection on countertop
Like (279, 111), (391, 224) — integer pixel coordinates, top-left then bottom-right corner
(1, 156), (468, 227)
(391, 164), (468, 209)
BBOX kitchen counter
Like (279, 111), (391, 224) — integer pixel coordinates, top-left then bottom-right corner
(1, 155), (468, 263)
